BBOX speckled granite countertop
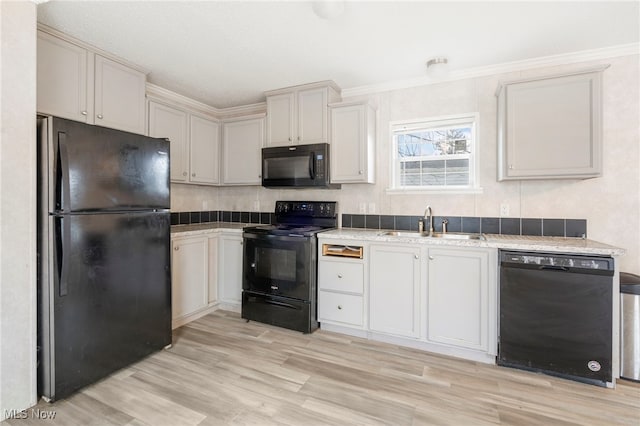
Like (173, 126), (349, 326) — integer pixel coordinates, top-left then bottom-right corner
(319, 228), (625, 257)
(170, 222), (247, 236)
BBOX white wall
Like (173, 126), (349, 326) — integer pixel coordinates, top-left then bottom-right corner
(172, 54), (640, 274)
(0, 0), (38, 419)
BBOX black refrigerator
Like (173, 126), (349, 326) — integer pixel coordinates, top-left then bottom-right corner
(37, 116), (172, 401)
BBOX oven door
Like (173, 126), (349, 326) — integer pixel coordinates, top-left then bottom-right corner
(243, 231), (315, 301)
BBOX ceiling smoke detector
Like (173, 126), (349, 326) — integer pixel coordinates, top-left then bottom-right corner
(426, 57), (449, 79)
(312, 1), (345, 20)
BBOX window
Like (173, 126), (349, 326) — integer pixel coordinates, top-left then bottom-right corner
(390, 113), (480, 192)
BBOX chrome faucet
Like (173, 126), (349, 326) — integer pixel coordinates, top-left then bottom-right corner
(423, 206), (434, 236)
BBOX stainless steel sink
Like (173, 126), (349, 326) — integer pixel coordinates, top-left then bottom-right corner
(378, 231), (485, 240)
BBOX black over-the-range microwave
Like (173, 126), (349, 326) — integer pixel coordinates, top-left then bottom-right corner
(261, 143), (340, 189)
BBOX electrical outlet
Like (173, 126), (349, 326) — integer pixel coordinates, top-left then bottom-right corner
(500, 203), (510, 217)
(359, 203), (366, 214)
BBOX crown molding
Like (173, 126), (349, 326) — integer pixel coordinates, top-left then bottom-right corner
(342, 43), (640, 99)
(37, 22), (150, 74)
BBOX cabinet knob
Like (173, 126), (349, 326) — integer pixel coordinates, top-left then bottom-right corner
(337, 274), (343, 278)
(192, 173), (196, 177)
(428, 255), (434, 260)
(97, 114), (103, 119)
(288, 137), (292, 142)
(337, 305), (342, 310)
(174, 246), (179, 251)
(80, 110), (87, 116)
(415, 254), (419, 259)
(509, 164), (514, 170)
(258, 175), (262, 179)
(359, 170), (363, 175)
(297, 136), (301, 141)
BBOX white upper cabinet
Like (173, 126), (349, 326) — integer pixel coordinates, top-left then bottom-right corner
(93, 55), (146, 134)
(497, 66), (607, 181)
(265, 82), (341, 147)
(37, 28), (146, 135)
(189, 115), (221, 185)
(148, 100), (221, 186)
(37, 31), (89, 123)
(222, 116), (265, 185)
(330, 102), (376, 183)
(266, 93), (295, 146)
(148, 101), (189, 182)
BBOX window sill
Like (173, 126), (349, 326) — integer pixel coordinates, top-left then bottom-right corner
(386, 187), (484, 195)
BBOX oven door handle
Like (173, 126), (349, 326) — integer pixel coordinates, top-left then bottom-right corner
(243, 232), (310, 243)
(264, 299), (299, 310)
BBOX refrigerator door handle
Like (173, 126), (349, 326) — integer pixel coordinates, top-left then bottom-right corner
(58, 132), (71, 213)
(57, 216), (71, 297)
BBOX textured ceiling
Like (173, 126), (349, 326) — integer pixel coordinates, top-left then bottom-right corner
(37, 1), (639, 109)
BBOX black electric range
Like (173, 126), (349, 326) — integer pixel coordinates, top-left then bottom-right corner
(241, 201), (337, 333)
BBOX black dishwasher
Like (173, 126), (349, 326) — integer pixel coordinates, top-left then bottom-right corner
(498, 250), (614, 386)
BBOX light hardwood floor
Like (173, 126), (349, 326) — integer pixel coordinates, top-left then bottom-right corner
(7, 310), (640, 425)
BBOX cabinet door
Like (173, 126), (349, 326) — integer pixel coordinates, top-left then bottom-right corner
(148, 101), (189, 182)
(266, 93), (295, 146)
(218, 235), (243, 304)
(222, 118), (264, 185)
(427, 248), (489, 351)
(369, 244), (421, 338)
(94, 55), (146, 135)
(297, 87), (327, 145)
(37, 31), (89, 122)
(497, 70), (603, 180)
(189, 115), (220, 185)
(171, 237), (208, 320)
(208, 236), (218, 304)
(330, 103), (375, 183)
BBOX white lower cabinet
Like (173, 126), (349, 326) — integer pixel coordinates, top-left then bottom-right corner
(171, 236), (209, 323)
(218, 233), (243, 305)
(318, 240), (365, 328)
(369, 244), (421, 339)
(318, 236), (498, 363)
(171, 230), (243, 328)
(426, 247), (495, 353)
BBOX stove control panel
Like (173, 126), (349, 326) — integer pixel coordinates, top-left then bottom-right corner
(275, 201), (336, 218)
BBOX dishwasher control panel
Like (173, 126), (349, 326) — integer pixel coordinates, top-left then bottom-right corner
(500, 251), (614, 271)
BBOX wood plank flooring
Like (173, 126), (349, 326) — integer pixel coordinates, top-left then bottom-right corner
(7, 310), (640, 425)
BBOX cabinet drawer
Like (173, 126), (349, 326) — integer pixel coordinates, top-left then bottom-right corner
(318, 261), (363, 294)
(318, 291), (363, 327)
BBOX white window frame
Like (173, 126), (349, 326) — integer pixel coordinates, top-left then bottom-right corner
(388, 113), (482, 194)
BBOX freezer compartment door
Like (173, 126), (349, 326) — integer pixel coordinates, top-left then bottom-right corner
(51, 117), (169, 212)
(41, 211), (171, 400)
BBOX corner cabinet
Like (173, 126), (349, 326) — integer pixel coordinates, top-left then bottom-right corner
(265, 82), (341, 147)
(37, 28), (146, 135)
(329, 102), (376, 184)
(497, 66), (607, 181)
(218, 233), (243, 306)
(222, 116), (265, 185)
(148, 100), (220, 185)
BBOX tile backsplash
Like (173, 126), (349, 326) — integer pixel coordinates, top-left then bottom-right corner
(172, 210), (587, 238)
(341, 214), (587, 238)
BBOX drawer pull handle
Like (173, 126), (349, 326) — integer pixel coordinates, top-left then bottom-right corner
(337, 305), (342, 310)
(337, 274), (343, 278)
